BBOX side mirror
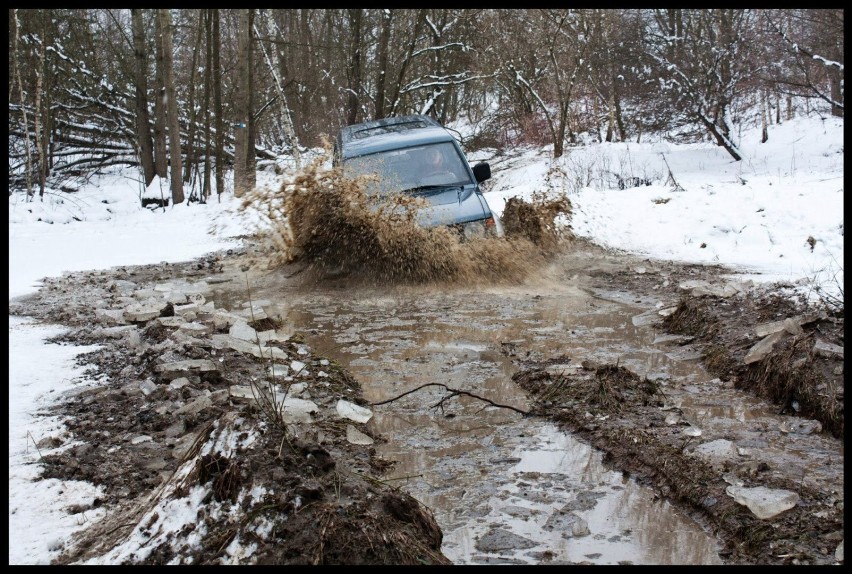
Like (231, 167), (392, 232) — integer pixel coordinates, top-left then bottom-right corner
(472, 162), (491, 183)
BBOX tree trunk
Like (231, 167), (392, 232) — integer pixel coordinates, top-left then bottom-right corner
(131, 9), (156, 186)
(374, 9), (392, 119)
(213, 9), (224, 200)
(34, 16), (47, 199)
(259, 10), (301, 167)
(159, 9), (184, 204)
(12, 9), (34, 199)
(184, 10), (205, 187)
(153, 12), (168, 179)
(345, 9), (363, 125)
(202, 9), (212, 201)
(234, 9), (256, 197)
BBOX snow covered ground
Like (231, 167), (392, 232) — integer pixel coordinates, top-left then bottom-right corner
(8, 114), (843, 563)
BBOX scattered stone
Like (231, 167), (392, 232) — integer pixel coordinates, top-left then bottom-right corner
(124, 301), (169, 322)
(280, 398), (319, 424)
(693, 439), (739, 467)
(229, 320), (258, 341)
(95, 308), (128, 326)
(345, 424), (374, 445)
(725, 485), (799, 519)
(269, 364), (289, 378)
(130, 435), (153, 445)
(139, 379), (158, 396)
(475, 528), (537, 552)
(813, 339), (843, 359)
(743, 331), (786, 365)
(631, 309), (661, 327)
(683, 427), (702, 437)
(174, 394), (213, 416)
(337, 399), (373, 423)
(155, 359), (218, 377)
(836, 540), (844, 563)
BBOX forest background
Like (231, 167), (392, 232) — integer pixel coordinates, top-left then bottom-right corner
(8, 9), (844, 204)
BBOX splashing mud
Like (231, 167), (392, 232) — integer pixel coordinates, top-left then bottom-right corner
(240, 155), (573, 286)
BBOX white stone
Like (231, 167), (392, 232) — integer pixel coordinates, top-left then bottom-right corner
(124, 301), (167, 322)
(336, 399), (373, 423)
(139, 379), (158, 396)
(280, 398), (319, 424)
(725, 485), (799, 519)
(268, 364), (289, 378)
(743, 331), (786, 365)
(693, 439), (739, 462)
(345, 424), (374, 445)
(95, 308), (128, 325)
(229, 320), (258, 341)
(169, 377), (190, 390)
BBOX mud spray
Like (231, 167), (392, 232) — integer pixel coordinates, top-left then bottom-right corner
(241, 154), (573, 286)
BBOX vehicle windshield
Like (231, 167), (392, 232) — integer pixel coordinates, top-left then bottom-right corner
(344, 142), (472, 194)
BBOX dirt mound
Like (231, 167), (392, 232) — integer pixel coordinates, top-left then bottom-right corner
(501, 192), (573, 254)
(240, 158), (569, 286)
(663, 293), (844, 438)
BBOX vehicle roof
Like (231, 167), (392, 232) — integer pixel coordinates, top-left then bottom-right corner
(338, 115), (458, 159)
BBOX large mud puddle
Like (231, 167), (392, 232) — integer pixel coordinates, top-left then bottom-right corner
(226, 273), (730, 564)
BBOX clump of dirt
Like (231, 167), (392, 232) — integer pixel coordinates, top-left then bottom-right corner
(662, 293), (844, 438)
(239, 156), (568, 286)
(501, 192), (573, 254)
(513, 359), (844, 566)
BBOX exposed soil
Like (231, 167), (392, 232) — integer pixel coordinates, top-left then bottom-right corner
(8, 232), (843, 564)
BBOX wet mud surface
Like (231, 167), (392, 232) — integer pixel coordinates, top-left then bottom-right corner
(8, 237), (843, 565)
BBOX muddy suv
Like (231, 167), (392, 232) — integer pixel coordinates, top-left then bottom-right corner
(333, 115), (504, 238)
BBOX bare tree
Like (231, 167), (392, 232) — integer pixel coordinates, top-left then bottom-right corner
(233, 8), (256, 197)
(255, 9), (301, 167)
(644, 9), (754, 161)
(159, 8), (184, 203)
(11, 8), (34, 198)
(763, 9), (844, 118)
(153, 11), (168, 179)
(131, 9), (156, 186)
(213, 9), (225, 200)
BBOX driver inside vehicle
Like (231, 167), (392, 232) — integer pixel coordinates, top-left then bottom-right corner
(426, 147), (445, 170)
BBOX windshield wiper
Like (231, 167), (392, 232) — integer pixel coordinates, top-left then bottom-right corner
(402, 184), (462, 196)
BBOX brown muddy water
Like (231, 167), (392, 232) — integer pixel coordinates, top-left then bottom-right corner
(230, 170), (839, 564)
(228, 271), (736, 565)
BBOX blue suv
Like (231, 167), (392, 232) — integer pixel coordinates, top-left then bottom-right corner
(333, 115), (504, 238)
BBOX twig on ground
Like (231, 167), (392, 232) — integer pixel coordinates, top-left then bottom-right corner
(370, 382), (529, 416)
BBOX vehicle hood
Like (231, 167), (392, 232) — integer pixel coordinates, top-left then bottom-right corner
(411, 184), (492, 227)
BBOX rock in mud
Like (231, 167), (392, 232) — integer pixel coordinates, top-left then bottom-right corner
(725, 485), (799, 519)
